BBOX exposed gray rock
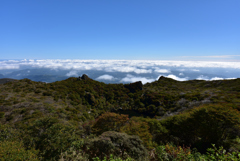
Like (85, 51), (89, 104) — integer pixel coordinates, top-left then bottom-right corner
(177, 98), (188, 106)
(157, 107), (165, 116)
(77, 74), (90, 80)
(158, 76), (166, 81)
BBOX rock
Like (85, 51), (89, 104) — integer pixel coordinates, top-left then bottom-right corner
(124, 81), (143, 93)
(177, 98), (187, 106)
(77, 74), (90, 80)
(158, 76), (166, 81)
(157, 107), (165, 116)
(180, 92), (186, 95)
(204, 84), (211, 87)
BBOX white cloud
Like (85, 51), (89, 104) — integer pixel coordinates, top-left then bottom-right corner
(106, 66), (152, 74)
(0, 60), (20, 69)
(210, 77), (224, 81)
(197, 76), (236, 81)
(154, 68), (171, 73)
(192, 69), (200, 72)
(179, 73), (184, 76)
(225, 78), (236, 80)
(121, 74), (155, 84)
(66, 71), (78, 77)
(196, 75), (209, 80)
(209, 77), (236, 81)
(1, 59), (240, 72)
(96, 74), (114, 80)
(1, 59), (240, 82)
(134, 68), (152, 74)
(166, 74), (188, 81)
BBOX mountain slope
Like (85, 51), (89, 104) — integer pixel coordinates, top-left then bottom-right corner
(0, 75), (240, 160)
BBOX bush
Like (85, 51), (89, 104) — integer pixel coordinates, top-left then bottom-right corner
(0, 124), (19, 142)
(84, 131), (148, 161)
(93, 154), (134, 161)
(153, 144), (194, 161)
(205, 144), (240, 160)
(23, 117), (81, 160)
(120, 120), (152, 148)
(59, 147), (89, 161)
(0, 140), (39, 161)
(92, 112), (129, 135)
(160, 104), (240, 152)
(0, 112), (4, 118)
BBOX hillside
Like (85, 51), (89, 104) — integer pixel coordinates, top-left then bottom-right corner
(0, 75), (240, 160)
(0, 78), (17, 84)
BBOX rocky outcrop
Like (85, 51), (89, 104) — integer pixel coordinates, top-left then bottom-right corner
(158, 76), (166, 81)
(124, 81), (143, 93)
(77, 74), (90, 81)
(158, 76), (176, 82)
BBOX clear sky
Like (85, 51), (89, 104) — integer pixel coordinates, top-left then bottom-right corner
(1, 0), (240, 61)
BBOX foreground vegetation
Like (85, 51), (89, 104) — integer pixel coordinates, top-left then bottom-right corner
(0, 75), (240, 160)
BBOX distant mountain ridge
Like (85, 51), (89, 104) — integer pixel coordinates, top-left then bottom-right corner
(0, 67), (228, 84)
(0, 78), (17, 84)
(1, 74), (239, 118)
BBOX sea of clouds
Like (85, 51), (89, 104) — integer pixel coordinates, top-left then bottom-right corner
(0, 59), (239, 84)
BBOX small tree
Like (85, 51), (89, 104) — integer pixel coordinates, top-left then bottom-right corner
(23, 117), (80, 160)
(84, 131), (148, 161)
(161, 104), (240, 152)
(120, 120), (152, 148)
(189, 104), (240, 151)
(0, 140), (39, 161)
(92, 112), (129, 135)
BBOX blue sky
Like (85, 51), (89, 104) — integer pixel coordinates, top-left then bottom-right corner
(1, 0), (240, 61)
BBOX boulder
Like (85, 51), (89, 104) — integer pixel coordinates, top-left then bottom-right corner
(158, 76), (166, 81)
(77, 74), (90, 81)
(124, 81), (143, 93)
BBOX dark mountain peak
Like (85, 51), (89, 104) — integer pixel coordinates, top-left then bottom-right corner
(158, 76), (176, 82)
(81, 74), (89, 80)
(78, 74), (90, 80)
(158, 76), (167, 81)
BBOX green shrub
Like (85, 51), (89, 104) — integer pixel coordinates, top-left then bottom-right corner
(0, 140), (39, 161)
(93, 154), (134, 161)
(160, 104), (240, 152)
(92, 112), (129, 135)
(120, 120), (152, 148)
(205, 144), (240, 160)
(23, 117), (81, 160)
(84, 131), (148, 161)
(0, 112), (4, 118)
(152, 143), (206, 161)
(0, 124), (19, 142)
(59, 147), (89, 161)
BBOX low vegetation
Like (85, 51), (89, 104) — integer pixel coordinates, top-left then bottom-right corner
(0, 76), (240, 160)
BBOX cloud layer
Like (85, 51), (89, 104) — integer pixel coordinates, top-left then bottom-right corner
(1, 59), (240, 71)
(0, 59), (239, 83)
